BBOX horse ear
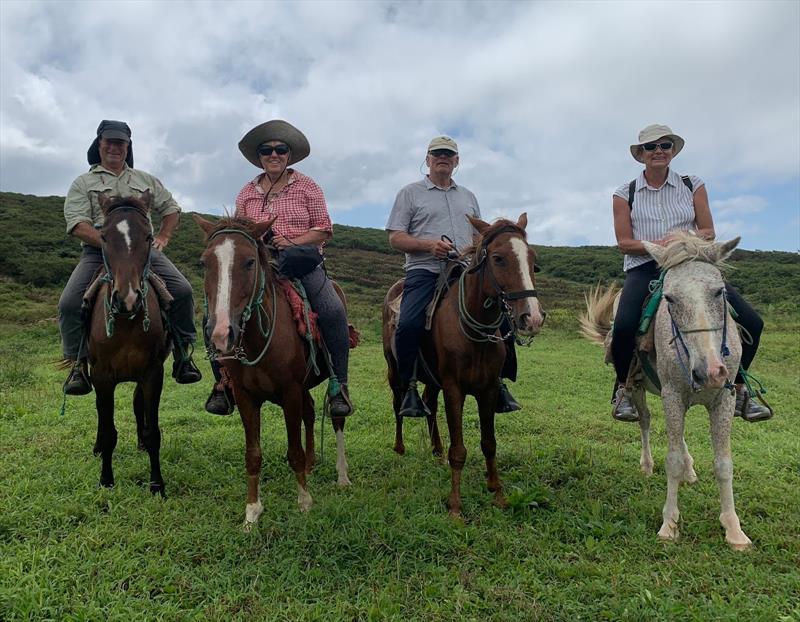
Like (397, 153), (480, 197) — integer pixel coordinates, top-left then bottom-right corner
(192, 213), (216, 236)
(642, 240), (667, 266)
(517, 212), (528, 230)
(467, 215), (490, 233)
(98, 192), (111, 215)
(139, 189), (152, 212)
(712, 236), (741, 263)
(254, 216), (277, 240)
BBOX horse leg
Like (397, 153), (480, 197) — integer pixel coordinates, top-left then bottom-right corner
(423, 386), (444, 458)
(681, 436), (698, 485)
(134, 385), (146, 452)
(709, 395), (751, 549)
(140, 367), (165, 497)
(388, 359), (405, 455)
(283, 390), (312, 513)
(658, 391), (687, 542)
(332, 415), (351, 487)
(477, 388), (507, 509)
(238, 392), (263, 531)
(302, 392), (316, 475)
(632, 388), (653, 476)
(95, 382), (117, 488)
(443, 385), (467, 518)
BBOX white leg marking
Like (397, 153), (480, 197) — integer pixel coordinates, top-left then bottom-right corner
(509, 237), (544, 324)
(297, 483), (313, 512)
(335, 429), (351, 487)
(116, 219), (132, 252)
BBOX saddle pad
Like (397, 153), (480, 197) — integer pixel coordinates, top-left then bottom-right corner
(276, 279), (360, 349)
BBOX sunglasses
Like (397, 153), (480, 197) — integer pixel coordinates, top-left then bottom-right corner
(642, 141), (673, 152)
(429, 149), (457, 158)
(258, 144), (290, 156)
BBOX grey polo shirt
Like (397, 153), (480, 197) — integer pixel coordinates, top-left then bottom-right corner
(386, 176), (481, 274)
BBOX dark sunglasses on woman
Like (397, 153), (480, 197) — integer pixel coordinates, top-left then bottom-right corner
(258, 144), (290, 156)
(642, 141), (673, 152)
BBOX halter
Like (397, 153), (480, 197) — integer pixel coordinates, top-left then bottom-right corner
(458, 225), (538, 345)
(667, 288), (733, 393)
(204, 228), (277, 366)
(100, 206), (154, 337)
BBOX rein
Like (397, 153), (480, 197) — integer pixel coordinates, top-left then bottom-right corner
(458, 225), (538, 345)
(204, 228), (277, 367)
(667, 290), (733, 393)
(101, 207), (154, 338)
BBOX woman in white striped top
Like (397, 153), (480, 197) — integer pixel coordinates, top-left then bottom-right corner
(609, 124), (771, 423)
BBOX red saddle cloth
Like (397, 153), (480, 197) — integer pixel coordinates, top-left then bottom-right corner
(276, 279), (360, 349)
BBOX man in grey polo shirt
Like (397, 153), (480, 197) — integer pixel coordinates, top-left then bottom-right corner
(59, 120), (202, 395)
(386, 136), (520, 417)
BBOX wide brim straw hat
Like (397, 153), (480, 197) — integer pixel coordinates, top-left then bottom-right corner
(630, 124), (685, 162)
(238, 120), (310, 168)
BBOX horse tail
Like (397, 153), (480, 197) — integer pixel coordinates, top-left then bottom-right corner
(580, 283), (620, 345)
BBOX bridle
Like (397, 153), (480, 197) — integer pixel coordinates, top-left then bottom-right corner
(100, 206), (154, 337)
(457, 225), (539, 345)
(666, 282), (733, 393)
(204, 228), (277, 366)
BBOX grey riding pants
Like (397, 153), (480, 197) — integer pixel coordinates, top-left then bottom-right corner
(58, 246), (197, 360)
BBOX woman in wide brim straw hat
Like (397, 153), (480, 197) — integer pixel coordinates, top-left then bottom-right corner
(203, 120), (355, 418)
(607, 123), (771, 423)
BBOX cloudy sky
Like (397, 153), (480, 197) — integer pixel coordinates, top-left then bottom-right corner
(1, 0), (798, 252)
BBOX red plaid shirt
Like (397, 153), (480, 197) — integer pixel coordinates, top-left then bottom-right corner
(235, 170), (332, 240)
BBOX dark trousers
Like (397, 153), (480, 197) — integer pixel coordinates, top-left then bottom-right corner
(58, 246), (197, 360)
(395, 269), (517, 385)
(611, 260), (762, 384)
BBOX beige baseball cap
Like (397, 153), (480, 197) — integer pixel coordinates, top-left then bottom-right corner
(427, 136), (458, 153)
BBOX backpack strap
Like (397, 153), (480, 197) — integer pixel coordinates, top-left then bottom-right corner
(628, 175), (694, 210)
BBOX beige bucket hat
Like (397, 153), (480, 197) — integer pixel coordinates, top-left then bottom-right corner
(238, 120), (311, 168)
(630, 124), (685, 162)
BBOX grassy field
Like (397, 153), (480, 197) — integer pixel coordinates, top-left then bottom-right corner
(1, 312), (798, 621)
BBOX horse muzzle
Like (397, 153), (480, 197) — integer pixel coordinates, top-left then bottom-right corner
(208, 315), (240, 355)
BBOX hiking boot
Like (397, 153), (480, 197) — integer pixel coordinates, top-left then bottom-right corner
(734, 385), (773, 422)
(63, 361), (91, 396)
(399, 383), (430, 418)
(329, 384), (354, 418)
(611, 383), (639, 422)
(205, 386), (234, 416)
(496, 381), (522, 413)
(173, 356), (202, 384)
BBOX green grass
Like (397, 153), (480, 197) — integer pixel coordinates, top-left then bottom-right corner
(1, 318), (798, 621)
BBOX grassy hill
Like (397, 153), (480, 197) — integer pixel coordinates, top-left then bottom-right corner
(1, 191), (797, 334)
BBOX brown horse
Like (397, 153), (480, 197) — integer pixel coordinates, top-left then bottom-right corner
(193, 214), (351, 529)
(382, 214), (545, 516)
(89, 191), (170, 495)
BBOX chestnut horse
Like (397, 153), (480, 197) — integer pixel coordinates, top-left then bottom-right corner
(89, 191), (170, 495)
(194, 215), (350, 529)
(383, 215), (545, 516)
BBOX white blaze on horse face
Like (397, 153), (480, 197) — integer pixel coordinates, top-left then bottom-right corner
(509, 237), (544, 333)
(115, 219), (132, 253)
(211, 238), (236, 351)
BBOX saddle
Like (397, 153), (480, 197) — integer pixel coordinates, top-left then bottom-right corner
(386, 259), (467, 330)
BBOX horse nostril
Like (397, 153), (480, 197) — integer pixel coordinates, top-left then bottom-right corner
(692, 369), (705, 385)
(519, 313), (531, 328)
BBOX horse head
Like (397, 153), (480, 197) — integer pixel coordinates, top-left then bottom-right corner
(98, 190), (153, 314)
(194, 214), (275, 356)
(643, 233), (741, 389)
(467, 213), (546, 337)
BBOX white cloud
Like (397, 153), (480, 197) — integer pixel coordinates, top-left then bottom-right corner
(1, 0), (798, 251)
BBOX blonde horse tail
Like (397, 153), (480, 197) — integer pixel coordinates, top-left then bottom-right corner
(579, 283), (620, 345)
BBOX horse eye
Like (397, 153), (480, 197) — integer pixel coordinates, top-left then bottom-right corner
(492, 255), (505, 265)
(244, 258), (256, 269)
(714, 288), (724, 298)
(664, 294), (675, 304)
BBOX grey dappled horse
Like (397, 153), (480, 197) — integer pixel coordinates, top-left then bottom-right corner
(582, 232), (751, 549)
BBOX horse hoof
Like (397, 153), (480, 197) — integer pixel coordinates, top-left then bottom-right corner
(150, 483), (166, 497)
(727, 532), (752, 550)
(492, 494), (509, 509)
(92, 444), (101, 457)
(640, 463), (654, 477)
(242, 520), (255, 533)
(99, 479), (114, 489)
(337, 475), (352, 488)
(393, 444), (406, 456)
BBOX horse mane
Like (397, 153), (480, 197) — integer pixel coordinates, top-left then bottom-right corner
(204, 216), (263, 241)
(461, 218), (530, 261)
(657, 231), (731, 271)
(105, 194), (150, 217)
